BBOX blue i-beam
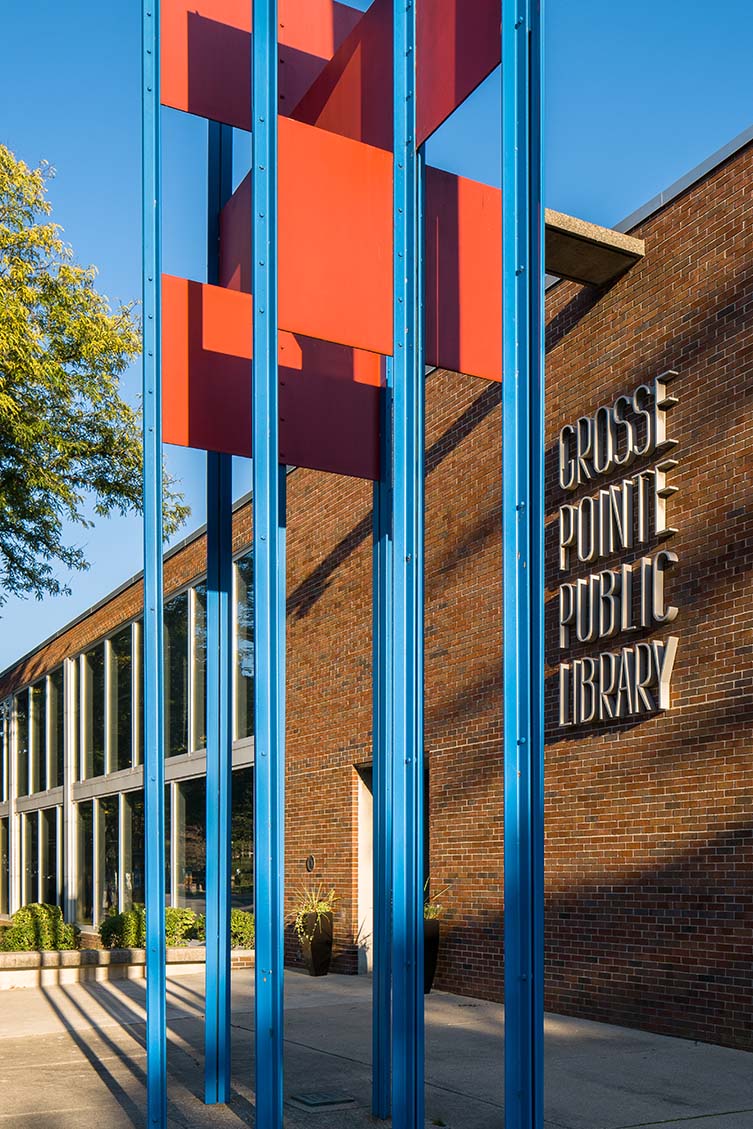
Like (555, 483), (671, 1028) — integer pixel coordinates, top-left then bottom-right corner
(501, 2), (545, 1128)
(252, 2), (286, 1126)
(391, 0), (426, 1125)
(141, 1), (167, 1125)
(204, 120), (234, 1106)
(372, 361), (393, 1119)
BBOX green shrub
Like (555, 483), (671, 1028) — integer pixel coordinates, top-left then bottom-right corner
(0, 903), (77, 952)
(189, 910), (254, 948)
(99, 905), (200, 948)
(99, 905), (146, 949)
(165, 907), (197, 947)
(230, 910), (255, 949)
(97, 905), (253, 949)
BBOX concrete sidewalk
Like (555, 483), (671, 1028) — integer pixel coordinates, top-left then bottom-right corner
(0, 970), (750, 1128)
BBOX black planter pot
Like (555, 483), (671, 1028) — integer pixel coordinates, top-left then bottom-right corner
(299, 911), (334, 977)
(424, 917), (440, 994)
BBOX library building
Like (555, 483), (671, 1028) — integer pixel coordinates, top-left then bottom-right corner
(0, 128), (751, 1052)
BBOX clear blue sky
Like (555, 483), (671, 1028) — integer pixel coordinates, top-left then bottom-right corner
(1, 0), (752, 670)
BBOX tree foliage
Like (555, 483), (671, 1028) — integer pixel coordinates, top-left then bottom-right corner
(0, 145), (188, 606)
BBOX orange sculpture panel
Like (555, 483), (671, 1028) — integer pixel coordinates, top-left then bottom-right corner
(162, 275), (382, 479)
(161, 0), (362, 129)
(220, 117), (393, 357)
(292, 0), (501, 148)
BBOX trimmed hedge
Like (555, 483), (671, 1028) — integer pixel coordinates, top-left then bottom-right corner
(0, 903), (78, 952)
(99, 905), (254, 950)
(100, 905), (146, 949)
(193, 911), (255, 949)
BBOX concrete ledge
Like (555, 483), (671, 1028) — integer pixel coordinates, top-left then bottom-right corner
(545, 208), (645, 287)
(0, 947), (254, 990)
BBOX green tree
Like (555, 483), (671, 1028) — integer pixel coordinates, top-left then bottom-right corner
(0, 145), (187, 606)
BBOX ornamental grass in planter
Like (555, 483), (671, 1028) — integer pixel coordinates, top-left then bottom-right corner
(423, 883), (450, 994)
(290, 885), (339, 977)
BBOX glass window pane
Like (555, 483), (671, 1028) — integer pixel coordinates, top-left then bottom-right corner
(177, 778), (206, 913)
(164, 593), (189, 757)
(40, 808), (59, 906)
(123, 790), (144, 909)
(231, 767), (254, 911)
(165, 784), (171, 906)
(48, 668), (64, 789)
(0, 818), (8, 915)
(235, 555), (254, 740)
(98, 796), (119, 919)
(30, 681), (46, 793)
(77, 801), (94, 923)
(110, 626), (133, 772)
(70, 660), (79, 783)
(193, 584), (207, 751)
(82, 645), (106, 778)
(1, 707), (7, 804)
(134, 621), (143, 766)
(15, 691), (29, 798)
(122, 788), (171, 908)
(23, 812), (39, 905)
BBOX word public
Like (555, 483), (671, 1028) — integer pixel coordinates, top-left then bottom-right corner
(557, 372), (680, 727)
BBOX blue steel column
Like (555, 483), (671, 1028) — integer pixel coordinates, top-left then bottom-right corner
(142, 1), (167, 1125)
(392, 0), (425, 1123)
(501, 1), (545, 1128)
(372, 364), (393, 1119)
(252, 2), (286, 1127)
(205, 121), (235, 1105)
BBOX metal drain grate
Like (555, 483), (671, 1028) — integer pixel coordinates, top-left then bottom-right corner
(289, 1092), (356, 1111)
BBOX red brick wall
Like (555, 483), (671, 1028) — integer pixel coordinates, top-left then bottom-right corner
(1, 140), (751, 1049)
(543, 141), (753, 1050)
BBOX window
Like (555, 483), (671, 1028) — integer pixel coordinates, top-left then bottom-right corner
(110, 626), (133, 772)
(77, 801), (94, 923)
(193, 584), (207, 752)
(23, 812), (39, 905)
(48, 668), (64, 789)
(15, 691), (29, 798)
(82, 645), (106, 779)
(231, 767), (254, 911)
(235, 555), (254, 740)
(134, 621), (143, 766)
(30, 680), (46, 793)
(164, 594), (189, 757)
(0, 818), (8, 914)
(165, 784), (172, 906)
(123, 791), (144, 909)
(0, 706), (7, 803)
(177, 778), (206, 914)
(40, 808), (59, 906)
(99, 796), (119, 918)
(69, 660), (79, 783)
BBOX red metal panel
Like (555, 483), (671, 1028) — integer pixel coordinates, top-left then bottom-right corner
(220, 117), (393, 357)
(425, 166), (502, 383)
(279, 368), (380, 479)
(162, 275), (382, 478)
(161, 0), (362, 130)
(291, 0), (501, 148)
(291, 0), (393, 151)
(417, 0), (501, 144)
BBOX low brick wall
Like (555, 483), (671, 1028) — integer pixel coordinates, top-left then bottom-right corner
(0, 947), (255, 990)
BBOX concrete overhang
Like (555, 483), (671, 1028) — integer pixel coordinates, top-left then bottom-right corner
(544, 208), (645, 287)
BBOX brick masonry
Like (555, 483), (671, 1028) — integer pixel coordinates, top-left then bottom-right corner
(1, 140), (751, 1048)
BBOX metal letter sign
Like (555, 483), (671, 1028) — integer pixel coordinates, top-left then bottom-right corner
(142, 1), (544, 1126)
